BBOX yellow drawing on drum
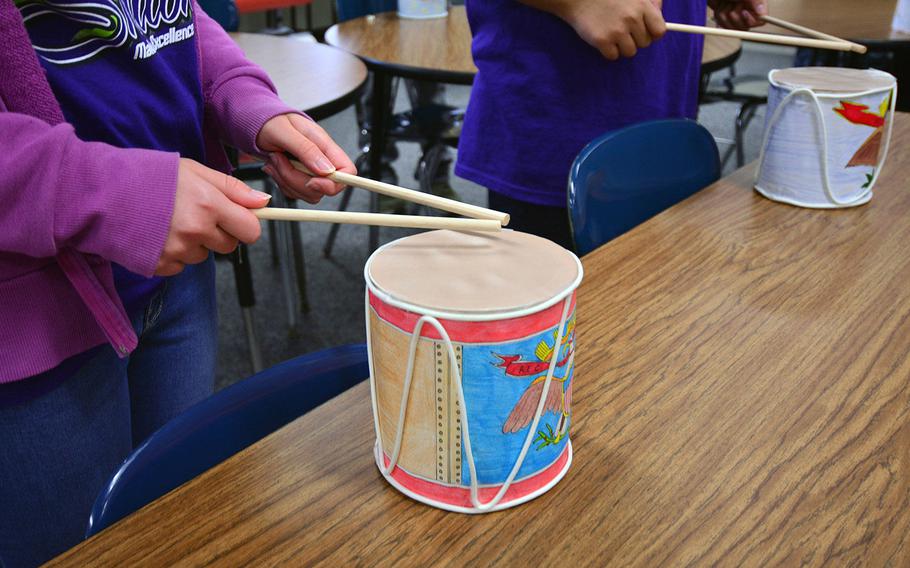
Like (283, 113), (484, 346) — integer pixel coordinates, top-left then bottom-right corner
(496, 316), (576, 450)
(834, 93), (891, 187)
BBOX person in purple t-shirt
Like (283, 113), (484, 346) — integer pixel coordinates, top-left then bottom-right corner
(455, 0), (767, 249)
(0, 1), (354, 565)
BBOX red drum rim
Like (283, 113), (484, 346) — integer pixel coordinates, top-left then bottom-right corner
(374, 441), (573, 514)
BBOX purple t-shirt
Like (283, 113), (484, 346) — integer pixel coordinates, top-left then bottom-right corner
(17, 0), (206, 312)
(455, 0), (707, 207)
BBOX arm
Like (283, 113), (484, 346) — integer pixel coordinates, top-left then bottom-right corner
(708, 0), (767, 30)
(0, 112), (177, 276)
(0, 113), (268, 277)
(193, 5), (356, 203)
(517, 0), (667, 60)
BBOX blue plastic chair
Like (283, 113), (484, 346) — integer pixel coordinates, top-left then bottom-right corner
(85, 344), (369, 538)
(568, 119), (721, 256)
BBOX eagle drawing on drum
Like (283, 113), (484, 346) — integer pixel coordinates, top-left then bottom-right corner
(493, 319), (575, 449)
(834, 94), (891, 181)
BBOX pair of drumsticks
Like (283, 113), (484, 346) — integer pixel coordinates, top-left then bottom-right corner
(253, 160), (509, 232)
(669, 14), (866, 54)
(256, 16), (863, 234)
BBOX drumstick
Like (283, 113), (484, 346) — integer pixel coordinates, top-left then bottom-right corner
(760, 15), (867, 54)
(666, 22), (854, 52)
(253, 207), (502, 232)
(287, 159), (510, 226)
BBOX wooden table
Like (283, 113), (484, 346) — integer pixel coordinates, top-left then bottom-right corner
(325, 6), (740, 251)
(759, 0), (910, 109)
(52, 113), (910, 566)
(229, 32), (367, 121)
(762, 0), (910, 44)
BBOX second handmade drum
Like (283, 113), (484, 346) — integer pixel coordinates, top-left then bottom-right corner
(756, 67), (897, 208)
(365, 230), (583, 513)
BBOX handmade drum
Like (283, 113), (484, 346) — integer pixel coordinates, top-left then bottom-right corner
(397, 0), (447, 19)
(755, 67), (897, 208)
(365, 230), (582, 513)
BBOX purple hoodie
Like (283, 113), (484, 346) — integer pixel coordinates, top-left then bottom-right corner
(0, 0), (296, 382)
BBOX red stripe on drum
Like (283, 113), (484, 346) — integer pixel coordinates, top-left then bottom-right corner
(368, 292), (577, 343)
(381, 443), (571, 510)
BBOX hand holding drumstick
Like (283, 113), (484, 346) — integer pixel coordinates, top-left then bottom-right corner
(517, 0), (769, 61)
(158, 113), (357, 276)
(517, 0), (667, 60)
(708, 0), (767, 30)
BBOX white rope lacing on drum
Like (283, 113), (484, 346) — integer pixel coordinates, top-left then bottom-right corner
(756, 81), (898, 207)
(365, 290), (574, 513)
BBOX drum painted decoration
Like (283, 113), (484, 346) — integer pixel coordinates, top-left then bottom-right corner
(755, 67), (898, 208)
(365, 230), (583, 513)
(397, 0), (447, 19)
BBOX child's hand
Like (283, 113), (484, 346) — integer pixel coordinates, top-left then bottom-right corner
(256, 113), (357, 204)
(708, 0), (767, 30)
(530, 0), (666, 61)
(157, 158), (269, 276)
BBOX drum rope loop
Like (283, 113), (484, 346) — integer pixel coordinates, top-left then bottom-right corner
(756, 81), (898, 207)
(365, 291), (575, 513)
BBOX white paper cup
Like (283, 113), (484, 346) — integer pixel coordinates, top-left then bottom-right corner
(398, 0), (447, 19)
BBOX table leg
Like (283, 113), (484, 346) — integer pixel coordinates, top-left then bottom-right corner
(892, 45), (910, 112)
(368, 69), (393, 254)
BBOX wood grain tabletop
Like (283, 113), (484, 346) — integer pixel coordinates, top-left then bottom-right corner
(760, 0), (910, 43)
(51, 113), (910, 566)
(325, 5), (744, 80)
(229, 33), (367, 117)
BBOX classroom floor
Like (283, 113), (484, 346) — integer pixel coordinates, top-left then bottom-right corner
(214, 43), (796, 390)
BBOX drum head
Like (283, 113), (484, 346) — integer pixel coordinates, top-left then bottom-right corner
(770, 67), (895, 94)
(367, 230), (581, 315)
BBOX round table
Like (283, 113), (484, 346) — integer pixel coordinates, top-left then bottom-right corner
(702, 36), (742, 75)
(325, 6), (740, 249)
(230, 32), (368, 120)
(227, 33), (368, 371)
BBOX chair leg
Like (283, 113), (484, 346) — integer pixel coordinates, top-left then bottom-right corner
(268, 219), (279, 265)
(286, 199), (310, 314)
(270, 184), (299, 330)
(231, 244), (263, 374)
(735, 101), (762, 168)
(323, 186), (354, 258)
(242, 307), (263, 374)
(369, 191), (379, 253)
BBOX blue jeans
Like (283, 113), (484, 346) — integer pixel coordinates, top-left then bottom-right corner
(0, 258), (216, 568)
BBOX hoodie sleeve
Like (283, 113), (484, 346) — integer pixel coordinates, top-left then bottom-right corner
(0, 111), (177, 277)
(194, 3), (300, 156)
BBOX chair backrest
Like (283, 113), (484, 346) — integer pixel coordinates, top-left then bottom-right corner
(568, 119), (721, 256)
(335, 0), (396, 21)
(197, 0), (240, 31)
(86, 344), (369, 538)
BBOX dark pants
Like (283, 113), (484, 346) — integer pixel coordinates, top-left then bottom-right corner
(488, 190), (575, 251)
(0, 258), (217, 567)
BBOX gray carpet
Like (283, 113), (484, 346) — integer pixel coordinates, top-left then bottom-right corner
(214, 43), (797, 390)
